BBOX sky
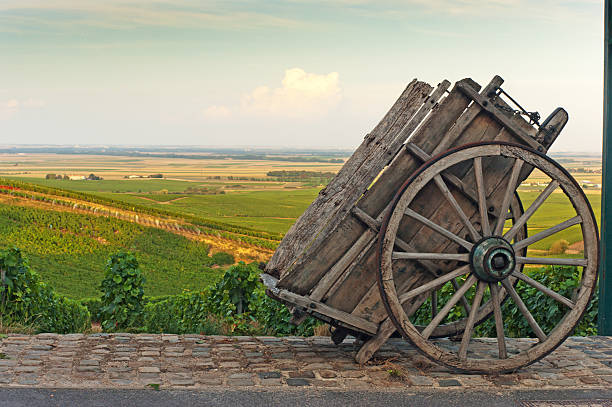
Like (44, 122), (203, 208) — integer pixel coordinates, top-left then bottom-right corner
(0, 0), (604, 151)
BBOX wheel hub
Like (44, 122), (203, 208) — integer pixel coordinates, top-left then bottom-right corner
(470, 237), (516, 282)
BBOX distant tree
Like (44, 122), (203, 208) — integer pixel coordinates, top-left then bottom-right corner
(45, 174), (56, 180)
(87, 173), (102, 181)
(549, 239), (570, 255)
(63, 175), (70, 180)
(148, 174), (163, 178)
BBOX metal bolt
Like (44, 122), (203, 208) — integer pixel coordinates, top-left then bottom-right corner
(492, 254), (507, 270)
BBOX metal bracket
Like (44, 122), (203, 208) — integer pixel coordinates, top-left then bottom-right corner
(456, 83), (542, 150)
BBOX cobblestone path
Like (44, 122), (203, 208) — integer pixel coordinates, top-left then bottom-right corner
(0, 334), (610, 390)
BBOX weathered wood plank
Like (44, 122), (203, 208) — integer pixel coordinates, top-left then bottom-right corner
(261, 273), (378, 335)
(267, 80), (435, 279)
(277, 81), (450, 292)
(347, 84), (547, 324)
(319, 80), (488, 310)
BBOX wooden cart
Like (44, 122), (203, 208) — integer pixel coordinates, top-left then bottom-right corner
(261, 75), (599, 374)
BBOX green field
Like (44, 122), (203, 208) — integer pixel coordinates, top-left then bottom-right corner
(4, 175), (601, 247)
(97, 189), (320, 234)
(518, 191), (601, 252)
(5, 177), (196, 194)
(0, 203), (222, 299)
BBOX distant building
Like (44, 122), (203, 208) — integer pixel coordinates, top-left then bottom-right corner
(68, 175), (85, 180)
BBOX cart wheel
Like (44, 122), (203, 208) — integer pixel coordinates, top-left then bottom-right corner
(378, 142), (599, 373)
(417, 192), (526, 339)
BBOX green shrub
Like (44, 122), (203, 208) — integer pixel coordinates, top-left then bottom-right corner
(143, 292), (222, 334)
(412, 265), (597, 338)
(141, 262), (321, 336)
(211, 252), (235, 266)
(0, 247), (90, 333)
(205, 262), (260, 315)
(100, 251), (145, 331)
(205, 262), (320, 336)
(78, 297), (103, 322)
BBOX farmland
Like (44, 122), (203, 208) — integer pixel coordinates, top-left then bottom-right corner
(0, 149), (602, 300)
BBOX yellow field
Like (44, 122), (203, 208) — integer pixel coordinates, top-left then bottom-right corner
(0, 153), (345, 182)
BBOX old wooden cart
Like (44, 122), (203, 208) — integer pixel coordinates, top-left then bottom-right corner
(261, 75), (599, 374)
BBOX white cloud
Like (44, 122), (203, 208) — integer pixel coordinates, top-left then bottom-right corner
(0, 99), (20, 120)
(0, 98), (45, 120)
(241, 68), (341, 117)
(203, 105), (231, 119)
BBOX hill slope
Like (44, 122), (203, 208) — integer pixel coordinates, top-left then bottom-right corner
(0, 199), (223, 299)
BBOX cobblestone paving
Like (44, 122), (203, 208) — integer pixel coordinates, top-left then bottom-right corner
(0, 334), (610, 390)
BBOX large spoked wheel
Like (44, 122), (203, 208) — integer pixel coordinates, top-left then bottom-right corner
(416, 193), (527, 339)
(378, 142), (599, 374)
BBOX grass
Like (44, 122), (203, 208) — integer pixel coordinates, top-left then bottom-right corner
(96, 189), (321, 234)
(0, 203), (223, 299)
(518, 191), (601, 253)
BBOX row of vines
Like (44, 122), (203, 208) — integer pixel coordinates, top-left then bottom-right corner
(0, 179), (280, 250)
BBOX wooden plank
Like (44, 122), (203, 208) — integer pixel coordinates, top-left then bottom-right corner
(347, 118), (537, 327)
(277, 81), (450, 292)
(268, 80), (436, 280)
(261, 273), (378, 334)
(392, 252), (469, 262)
(309, 229), (376, 301)
(327, 79), (496, 315)
(405, 142), (479, 205)
(456, 82), (541, 150)
(275, 289), (379, 335)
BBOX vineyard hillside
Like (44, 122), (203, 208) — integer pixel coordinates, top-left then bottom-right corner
(0, 200), (224, 299)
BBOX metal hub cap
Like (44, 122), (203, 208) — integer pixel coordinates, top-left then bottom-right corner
(470, 237), (516, 282)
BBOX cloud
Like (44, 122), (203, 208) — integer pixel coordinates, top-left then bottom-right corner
(22, 98), (45, 108)
(241, 68), (341, 117)
(0, 98), (45, 120)
(0, 1), (305, 31)
(203, 105), (231, 119)
(0, 99), (19, 120)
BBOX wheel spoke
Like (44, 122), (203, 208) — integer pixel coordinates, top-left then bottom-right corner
(513, 216), (582, 251)
(431, 291), (438, 318)
(458, 281), (486, 360)
(404, 207), (473, 250)
(473, 157), (491, 236)
(489, 282), (507, 359)
(399, 265), (471, 304)
(511, 271), (575, 309)
(501, 279), (547, 342)
(494, 158), (524, 236)
(451, 278), (471, 315)
(516, 257), (588, 267)
(504, 180), (559, 242)
(434, 174), (481, 241)
(392, 252), (469, 262)
(422, 274), (478, 339)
